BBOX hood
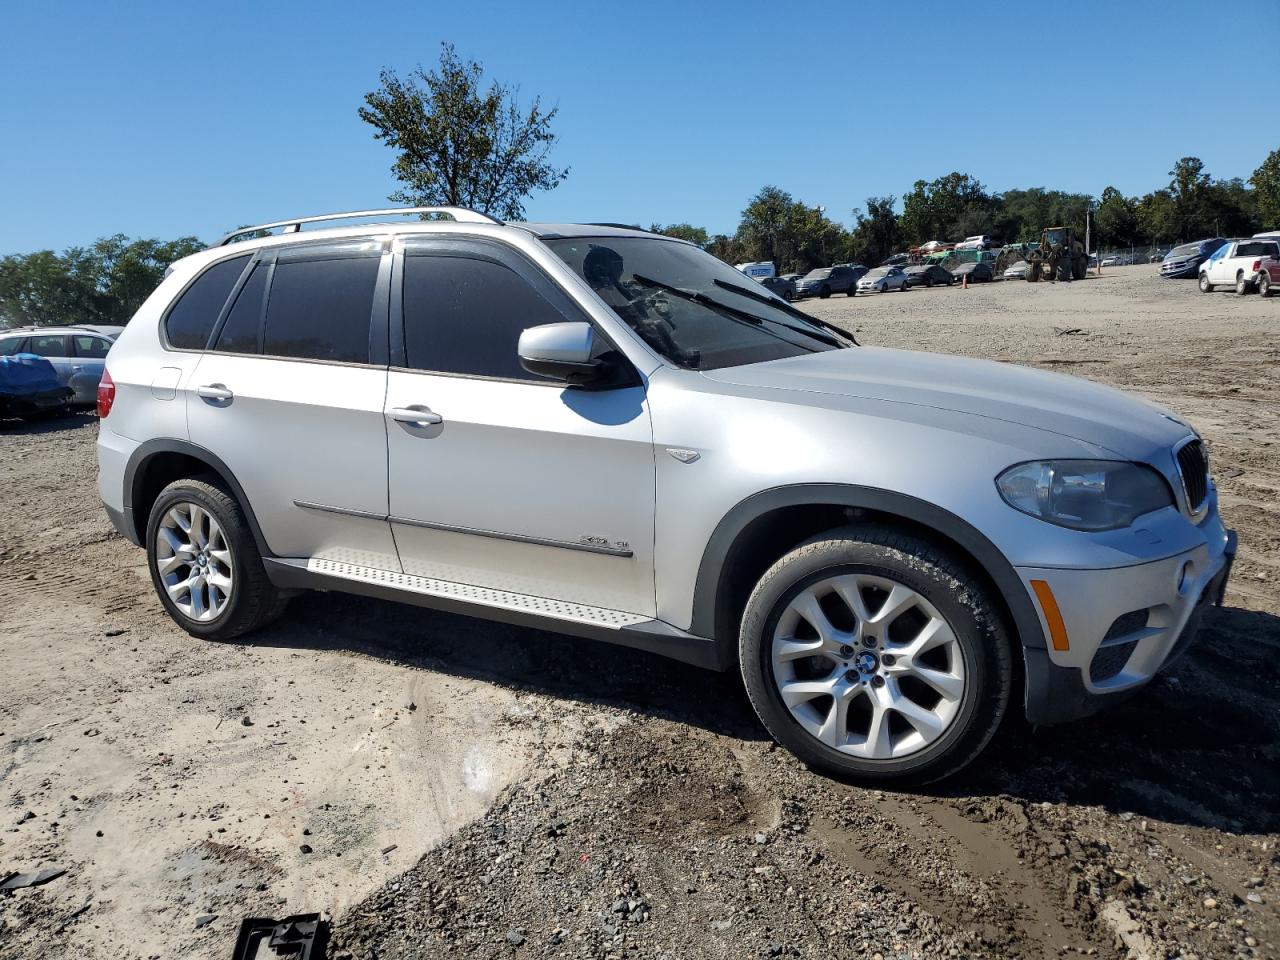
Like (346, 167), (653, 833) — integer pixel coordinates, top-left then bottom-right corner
(700, 346), (1192, 458)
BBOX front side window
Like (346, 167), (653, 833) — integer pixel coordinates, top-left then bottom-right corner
(546, 237), (848, 371)
(26, 334), (71, 358)
(262, 256), (378, 364)
(73, 335), (111, 359)
(402, 254), (571, 380)
(0, 337), (26, 356)
(164, 255), (250, 350)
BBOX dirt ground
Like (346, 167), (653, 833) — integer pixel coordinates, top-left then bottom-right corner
(1, 265), (1277, 960)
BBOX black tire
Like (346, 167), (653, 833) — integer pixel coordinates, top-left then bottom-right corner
(146, 475), (289, 641)
(739, 525), (1011, 785)
(1236, 272), (1251, 296)
(846, 284), (856, 297)
(925, 278), (933, 288)
(1261, 272), (1273, 298)
(819, 285), (831, 299)
(1199, 272), (1213, 293)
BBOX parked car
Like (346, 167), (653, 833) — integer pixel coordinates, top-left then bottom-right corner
(881, 253), (909, 268)
(795, 264), (865, 298)
(903, 264), (955, 288)
(1253, 254), (1279, 297)
(98, 205), (1234, 785)
(856, 266), (911, 293)
(1002, 261), (1030, 280)
(779, 272), (804, 285)
(0, 353), (75, 420)
(0, 324), (122, 405)
(1198, 238), (1280, 293)
(951, 261), (994, 284)
(758, 275), (796, 301)
(1159, 238), (1226, 279)
(955, 235), (993, 251)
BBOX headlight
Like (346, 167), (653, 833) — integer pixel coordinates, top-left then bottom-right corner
(995, 460), (1174, 531)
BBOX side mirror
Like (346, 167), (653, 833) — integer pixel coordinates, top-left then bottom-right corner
(518, 322), (604, 386)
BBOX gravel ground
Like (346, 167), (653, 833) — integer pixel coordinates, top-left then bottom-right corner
(2, 265), (1278, 959)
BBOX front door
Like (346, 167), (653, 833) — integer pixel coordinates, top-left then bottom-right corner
(384, 237), (656, 616)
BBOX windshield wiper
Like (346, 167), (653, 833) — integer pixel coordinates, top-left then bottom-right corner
(632, 274), (844, 350)
(712, 279), (858, 346)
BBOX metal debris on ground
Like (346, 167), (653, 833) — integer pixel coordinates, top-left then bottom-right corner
(231, 913), (328, 959)
(1, 868), (67, 891)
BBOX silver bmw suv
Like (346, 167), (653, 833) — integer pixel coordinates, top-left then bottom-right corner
(96, 207), (1235, 784)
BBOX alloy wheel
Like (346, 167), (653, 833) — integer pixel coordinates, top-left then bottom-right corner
(770, 573), (965, 759)
(154, 502), (234, 622)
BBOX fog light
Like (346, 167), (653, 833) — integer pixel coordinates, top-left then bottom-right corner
(1176, 561), (1194, 597)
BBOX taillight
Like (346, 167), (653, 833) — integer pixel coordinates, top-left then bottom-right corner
(1252, 259), (1262, 272)
(97, 369), (115, 419)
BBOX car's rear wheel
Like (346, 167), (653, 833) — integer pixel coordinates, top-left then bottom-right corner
(146, 476), (289, 641)
(739, 525), (1011, 784)
(1261, 272), (1273, 298)
(1199, 272), (1213, 293)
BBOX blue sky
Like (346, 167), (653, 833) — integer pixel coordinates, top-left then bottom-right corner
(1, 0), (1273, 255)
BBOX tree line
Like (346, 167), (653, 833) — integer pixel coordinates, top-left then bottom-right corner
(654, 152), (1280, 274)
(3, 34), (1276, 328)
(0, 235), (203, 329)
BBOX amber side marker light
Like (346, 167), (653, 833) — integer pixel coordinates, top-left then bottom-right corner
(1030, 579), (1070, 652)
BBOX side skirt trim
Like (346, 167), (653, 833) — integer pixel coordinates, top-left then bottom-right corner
(291, 501), (634, 558)
(262, 557), (726, 671)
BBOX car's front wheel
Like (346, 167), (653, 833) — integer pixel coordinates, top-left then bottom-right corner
(146, 476), (289, 641)
(819, 285), (831, 299)
(1261, 272), (1273, 298)
(739, 526), (1011, 784)
(1236, 272), (1252, 296)
(1199, 272), (1213, 293)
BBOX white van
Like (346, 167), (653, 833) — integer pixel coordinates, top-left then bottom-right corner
(735, 261), (776, 279)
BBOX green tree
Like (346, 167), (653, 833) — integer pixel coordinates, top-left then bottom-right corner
(0, 234), (200, 328)
(1093, 186), (1139, 248)
(847, 196), (901, 266)
(1135, 189), (1176, 243)
(899, 173), (991, 246)
(735, 186), (849, 272)
(649, 223), (710, 247)
(359, 44), (568, 220)
(1249, 148), (1280, 228)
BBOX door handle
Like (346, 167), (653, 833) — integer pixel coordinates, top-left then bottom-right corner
(390, 406), (443, 427)
(197, 383), (234, 404)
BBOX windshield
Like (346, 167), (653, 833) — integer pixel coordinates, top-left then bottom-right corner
(866, 267), (890, 278)
(804, 268), (832, 279)
(1169, 243), (1201, 257)
(545, 237), (850, 371)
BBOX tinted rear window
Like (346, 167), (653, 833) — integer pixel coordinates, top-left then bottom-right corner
(262, 256), (379, 364)
(165, 255), (250, 350)
(214, 263), (268, 354)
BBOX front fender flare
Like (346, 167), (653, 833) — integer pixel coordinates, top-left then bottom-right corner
(690, 483), (1045, 655)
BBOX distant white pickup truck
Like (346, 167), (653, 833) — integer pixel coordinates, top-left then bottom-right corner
(1199, 238), (1280, 294)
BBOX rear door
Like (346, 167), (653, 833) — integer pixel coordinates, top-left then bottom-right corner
(24, 334), (78, 398)
(383, 236), (656, 615)
(186, 238), (398, 569)
(70, 333), (112, 401)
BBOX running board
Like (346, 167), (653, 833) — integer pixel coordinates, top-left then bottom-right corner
(262, 558), (727, 671)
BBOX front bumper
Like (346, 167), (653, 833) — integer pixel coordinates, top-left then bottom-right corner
(1019, 519), (1236, 725)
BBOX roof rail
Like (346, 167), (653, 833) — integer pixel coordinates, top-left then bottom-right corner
(214, 206), (503, 247)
